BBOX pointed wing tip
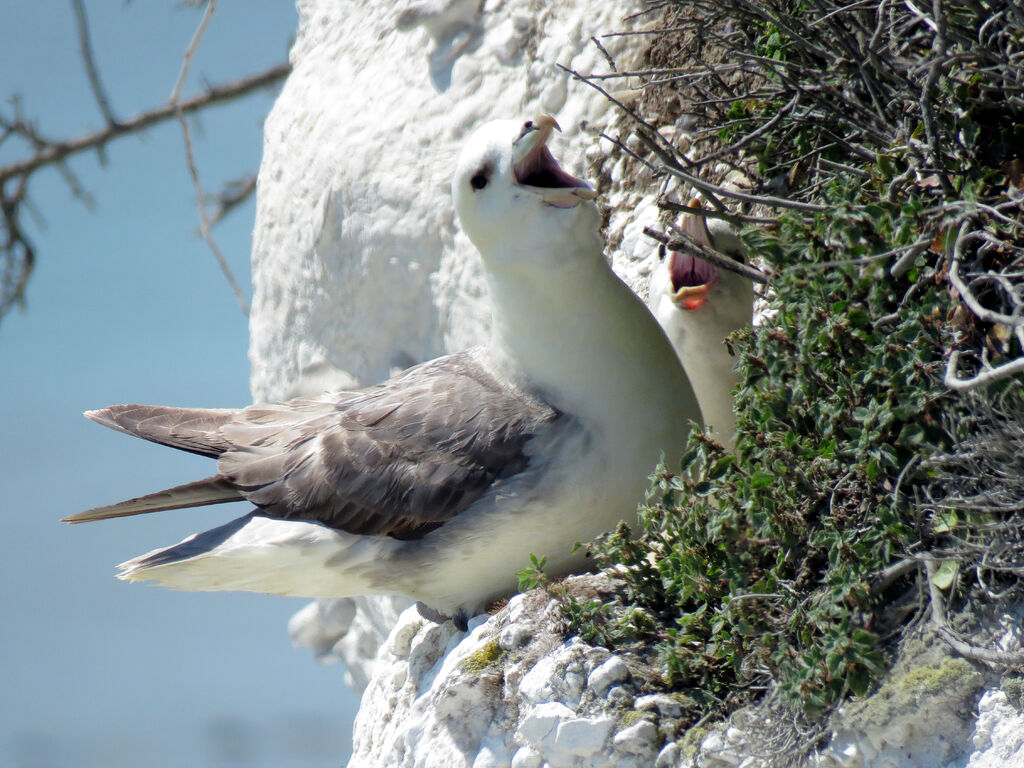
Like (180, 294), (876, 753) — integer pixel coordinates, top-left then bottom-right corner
(84, 407), (120, 428)
(62, 509), (111, 524)
(83, 408), (105, 424)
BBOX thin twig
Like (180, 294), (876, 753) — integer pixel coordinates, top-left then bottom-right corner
(786, 236), (934, 272)
(204, 174), (258, 229)
(924, 557), (1024, 664)
(0, 63), (290, 186)
(171, 0), (249, 317)
(695, 94), (801, 166)
(70, 0), (118, 131)
(945, 349), (1024, 391)
(658, 199), (776, 225)
(663, 160), (831, 213)
(170, 0), (216, 103)
(556, 64), (695, 175)
(644, 226), (771, 284)
(590, 36), (617, 72)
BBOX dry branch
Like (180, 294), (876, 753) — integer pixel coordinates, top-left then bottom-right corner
(0, 64), (289, 186)
(171, 0), (250, 317)
(643, 225), (771, 284)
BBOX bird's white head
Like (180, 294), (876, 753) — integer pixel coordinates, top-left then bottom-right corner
(452, 116), (601, 269)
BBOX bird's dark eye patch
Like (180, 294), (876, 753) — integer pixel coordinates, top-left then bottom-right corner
(470, 167), (490, 191)
(523, 120), (533, 130)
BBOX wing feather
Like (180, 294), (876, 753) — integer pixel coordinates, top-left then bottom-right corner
(77, 351), (563, 539)
(64, 476), (243, 523)
(217, 351), (561, 538)
(85, 405), (236, 458)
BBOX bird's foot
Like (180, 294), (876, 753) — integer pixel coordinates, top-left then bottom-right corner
(415, 601), (469, 631)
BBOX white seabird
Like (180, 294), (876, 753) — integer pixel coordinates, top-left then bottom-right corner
(648, 201), (754, 447)
(65, 116), (701, 628)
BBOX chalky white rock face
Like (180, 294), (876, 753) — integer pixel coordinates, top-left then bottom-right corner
(347, 576), (686, 768)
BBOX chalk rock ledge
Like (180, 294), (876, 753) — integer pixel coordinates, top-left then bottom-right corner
(348, 574), (685, 768)
(348, 579), (1024, 768)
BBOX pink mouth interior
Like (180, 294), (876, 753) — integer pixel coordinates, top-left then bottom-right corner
(514, 143), (590, 189)
(669, 251), (719, 293)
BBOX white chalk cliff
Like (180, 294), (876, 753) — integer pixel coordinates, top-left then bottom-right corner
(249, 1), (1024, 766)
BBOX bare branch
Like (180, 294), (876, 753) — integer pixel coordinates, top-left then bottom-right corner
(661, 161), (831, 213)
(170, 0), (216, 103)
(0, 63), (290, 186)
(589, 36), (617, 72)
(657, 199), (775, 225)
(949, 222), (1024, 328)
(204, 174), (257, 229)
(643, 225), (772, 284)
(172, 0), (250, 317)
(944, 349), (1024, 391)
(70, 0), (118, 130)
(692, 94), (800, 166)
(924, 557), (1024, 665)
(785, 236), (934, 272)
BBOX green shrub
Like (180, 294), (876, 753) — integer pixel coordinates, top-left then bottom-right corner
(561, 0), (1024, 726)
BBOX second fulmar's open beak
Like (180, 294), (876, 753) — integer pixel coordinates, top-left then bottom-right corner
(668, 200), (721, 310)
(512, 115), (597, 208)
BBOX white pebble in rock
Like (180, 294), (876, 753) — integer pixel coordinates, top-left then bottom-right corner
(505, 593), (529, 623)
(519, 653), (561, 705)
(517, 701), (575, 744)
(636, 693), (683, 719)
(585, 646), (611, 668)
(499, 623), (531, 651)
(613, 718), (660, 754)
(698, 728), (742, 768)
(510, 745), (543, 768)
(655, 741), (682, 768)
(471, 744), (506, 768)
(554, 715), (615, 757)
(587, 656), (630, 695)
(388, 615), (423, 658)
(389, 664), (408, 690)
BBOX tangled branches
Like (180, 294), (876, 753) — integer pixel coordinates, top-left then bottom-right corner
(571, 0), (1024, 388)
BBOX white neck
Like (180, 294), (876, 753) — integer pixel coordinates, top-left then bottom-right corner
(651, 269), (753, 447)
(482, 247), (700, 442)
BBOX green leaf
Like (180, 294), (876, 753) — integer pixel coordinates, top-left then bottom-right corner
(960, 119), (980, 148)
(931, 560), (958, 591)
(694, 481), (716, 496)
(933, 510), (958, 534)
(847, 665), (871, 696)
(710, 455), (736, 478)
(897, 422), (926, 447)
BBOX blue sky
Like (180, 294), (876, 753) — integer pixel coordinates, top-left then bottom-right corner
(0, 4), (358, 766)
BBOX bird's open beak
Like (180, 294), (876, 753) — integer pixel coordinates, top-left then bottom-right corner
(668, 200), (721, 311)
(512, 115), (597, 208)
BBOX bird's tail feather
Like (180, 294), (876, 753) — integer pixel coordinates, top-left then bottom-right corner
(85, 404), (235, 458)
(117, 514), (400, 599)
(63, 475), (243, 523)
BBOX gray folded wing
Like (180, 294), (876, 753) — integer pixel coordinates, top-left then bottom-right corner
(73, 351), (563, 540)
